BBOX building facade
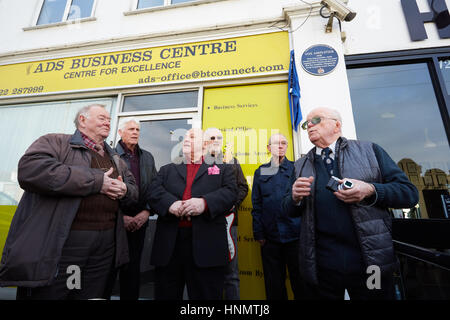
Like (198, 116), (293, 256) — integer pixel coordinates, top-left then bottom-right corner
(0, 0), (449, 299)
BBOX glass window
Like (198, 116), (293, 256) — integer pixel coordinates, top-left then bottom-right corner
(37, 0), (67, 25)
(122, 91), (198, 112)
(137, 0), (164, 9)
(347, 63), (450, 220)
(37, 0), (94, 25)
(67, 0), (94, 20)
(171, 0), (196, 4)
(0, 98), (114, 205)
(438, 58), (450, 96)
(137, 0), (198, 9)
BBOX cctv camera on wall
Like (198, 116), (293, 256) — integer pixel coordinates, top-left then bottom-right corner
(320, 0), (357, 22)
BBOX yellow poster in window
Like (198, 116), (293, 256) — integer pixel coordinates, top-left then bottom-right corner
(202, 83), (295, 300)
(0, 31), (288, 98)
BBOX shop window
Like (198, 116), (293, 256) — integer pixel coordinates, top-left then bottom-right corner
(122, 91), (198, 112)
(37, 0), (94, 25)
(347, 63), (450, 220)
(137, 0), (201, 9)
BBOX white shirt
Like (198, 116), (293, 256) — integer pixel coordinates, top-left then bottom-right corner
(315, 140), (338, 160)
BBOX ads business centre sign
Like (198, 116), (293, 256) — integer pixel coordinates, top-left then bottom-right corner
(0, 32), (289, 98)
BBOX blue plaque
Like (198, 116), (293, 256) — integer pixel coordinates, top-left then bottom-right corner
(301, 45), (339, 76)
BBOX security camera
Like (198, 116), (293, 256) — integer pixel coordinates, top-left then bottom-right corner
(320, 0), (357, 22)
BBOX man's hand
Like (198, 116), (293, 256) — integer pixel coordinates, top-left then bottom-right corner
(169, 201), (184, 217)
(100, 168), (121, 200)
(257, 239), (266, 246)
(334, 178), (376, 204)
(123, 215), (137, 232)
(292, 176), (314, 203)
(114, 175), (128, 199)
(100, 168), (128, 200)
(133, 210), (150, 231)
(179, 198), (206, 219)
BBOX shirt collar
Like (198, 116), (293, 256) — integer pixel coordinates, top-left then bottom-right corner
(80, 131), (103, 152)
(315, 139), (338, 157)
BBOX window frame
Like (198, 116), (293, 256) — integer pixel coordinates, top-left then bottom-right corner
(345, 48), (450, 146)
(33, 0), (97, 27)
(127, 0), (223, 14)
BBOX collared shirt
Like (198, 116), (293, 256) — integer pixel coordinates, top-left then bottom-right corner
(179, 158), (208, 228)
(80, 132), (104, 156)
(315, 139), (338, 160)
(119, 140), (140, 189)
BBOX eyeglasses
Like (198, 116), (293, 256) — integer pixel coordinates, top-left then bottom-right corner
(301, 116), (337, 130)
(209, 136), (223, 141)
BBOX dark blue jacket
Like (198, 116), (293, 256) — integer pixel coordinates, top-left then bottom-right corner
(115, 141), (157, 216)
(251, 158), (300, 243)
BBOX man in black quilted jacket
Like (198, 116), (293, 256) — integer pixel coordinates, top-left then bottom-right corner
(285, 107), (418, 300)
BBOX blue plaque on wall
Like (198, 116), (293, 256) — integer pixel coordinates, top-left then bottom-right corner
(301, 45), (339, 76)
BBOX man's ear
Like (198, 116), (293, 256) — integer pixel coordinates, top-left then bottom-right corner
(335, 120), (342, 133)
(267, 144), (271, 153)
(78, 115), (86, 129)
(118, 129), (123, 137)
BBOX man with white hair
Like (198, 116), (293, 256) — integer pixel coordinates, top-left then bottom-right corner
(0, 104), (138, 300)
(203, 127), (249, 300)
(286, 107), (418, 299)
(149, 128), (237, 300)
(111, 117), (157, 300)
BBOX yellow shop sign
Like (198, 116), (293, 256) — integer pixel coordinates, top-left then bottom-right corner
(0, 31), (289, 97)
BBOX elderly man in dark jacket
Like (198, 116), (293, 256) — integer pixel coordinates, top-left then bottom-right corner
(203, 127), (249, 300)
(150, 128), (237, 300)
(112, 117), (157, 300)
(0, 104), (138, 300)
(252, 133), (303, 300)
(285, 107), (419, 300)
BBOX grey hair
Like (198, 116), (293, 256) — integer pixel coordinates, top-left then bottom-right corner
(74, 104), (106, 128)
(118, 117), (140, 131)
(267, 133), (287, 145)
(203, 127), (222, 140)
(328, 108), (342, 124)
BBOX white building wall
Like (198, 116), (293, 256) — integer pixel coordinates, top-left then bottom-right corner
(0, 0), (301, 57)
(344, 0), (450, 54)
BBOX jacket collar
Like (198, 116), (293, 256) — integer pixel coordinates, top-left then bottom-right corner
(115, 139), (141, 157)
(259, 157), (292, 181)
(69, 129), (86, 148)
(69, 129), (118, 157)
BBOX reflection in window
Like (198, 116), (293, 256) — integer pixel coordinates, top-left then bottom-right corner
(438, 58), (450, 96)
(37, 0), (94, 25)
(37, 0), (67, 25)
(137, 0), (164, 9)
(122, 91), (198, 112)
(67, 0), (94, 20)
(347, 63), (450, 219)
(135, 119), (192, 170)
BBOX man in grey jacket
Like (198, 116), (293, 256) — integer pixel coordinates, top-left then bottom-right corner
(0, 104), (138, 300)
(286, 107), (418, 300)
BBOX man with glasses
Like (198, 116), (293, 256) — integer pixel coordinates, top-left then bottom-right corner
(286, 107), (418, 300)
(204, 127), (249, 300)
(251, 133), (304, 300)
